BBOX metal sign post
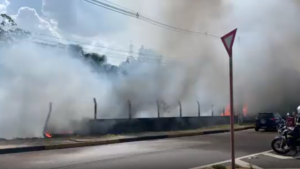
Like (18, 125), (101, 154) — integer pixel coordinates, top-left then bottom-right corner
(221, 28), (238, 169)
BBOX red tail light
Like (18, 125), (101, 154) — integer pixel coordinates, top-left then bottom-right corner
(270, 118), (275, 121)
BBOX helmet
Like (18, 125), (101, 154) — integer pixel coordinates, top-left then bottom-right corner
(297, 106), (300, 114)
(287, 112), (290, 116)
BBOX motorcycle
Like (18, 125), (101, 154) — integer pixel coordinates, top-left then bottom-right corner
(271, 121), (292, 155)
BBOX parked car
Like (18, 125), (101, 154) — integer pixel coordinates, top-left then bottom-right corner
(255, 112), (284, 131)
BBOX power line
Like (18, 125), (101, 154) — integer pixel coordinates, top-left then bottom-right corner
(138, 16), (219, 38)
(101, 0), (136, 13)
(29, 37), (169, 64)
(29, 31), (171, 61)
(85, 0), (136, 18)
(84, 0), (220, 38)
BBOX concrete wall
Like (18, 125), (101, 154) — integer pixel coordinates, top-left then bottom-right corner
(87, 116), (239, 135)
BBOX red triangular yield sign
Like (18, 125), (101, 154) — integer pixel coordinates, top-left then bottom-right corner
(221, 28), (237, 57)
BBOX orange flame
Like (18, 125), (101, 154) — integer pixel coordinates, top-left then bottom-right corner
(45, 132), (52, 138)
(221, 105), (231, 116)
(221, 104), (248, 116)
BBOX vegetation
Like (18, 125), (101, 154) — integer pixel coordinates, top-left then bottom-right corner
(67, 44), (107, 65)
(0, 13), (30, 45)
(0, 13), (107, 68)
(0, 13), (109, 74)
(0, 13), (158, 76)
(84, 52), (106, 65)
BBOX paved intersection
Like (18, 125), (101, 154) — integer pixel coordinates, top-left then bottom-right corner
(0, 129), (299, 169)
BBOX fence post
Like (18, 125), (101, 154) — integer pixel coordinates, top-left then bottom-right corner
(178, 101), (182, 117)
(128, 100), (132, 119)
(93, 98), (97, 120)
(197, 101), (200, 117)
(156, 100), (160, 118)
(43, 102), (52, 137)
(212, 104), (214, 116)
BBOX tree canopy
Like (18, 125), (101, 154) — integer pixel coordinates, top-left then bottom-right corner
(67, 44), (107, 65)
(84, 52), (107, 65)
(0, 13), (117, 75)
(0, 13), (31, 44)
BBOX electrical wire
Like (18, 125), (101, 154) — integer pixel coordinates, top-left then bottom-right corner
(30, 31), (170, 61)
(19, 0), (224, 64)
(85, 0), (136, 18)
(84, 0), (220, 38)
(29, 37), (170, 64)
(101, 0), (137, 13)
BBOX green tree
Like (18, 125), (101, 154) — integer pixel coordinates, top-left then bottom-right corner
(67, 44), (84, 57)
(84, 52), (106, 65)
(0, 13), (31, 44)
(67, 44), (106, 65)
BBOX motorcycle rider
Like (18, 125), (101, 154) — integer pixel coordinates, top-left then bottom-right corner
(287, 106), (300, 156)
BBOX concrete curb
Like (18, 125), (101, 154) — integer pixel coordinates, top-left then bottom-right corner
(0, 126), (254, 155)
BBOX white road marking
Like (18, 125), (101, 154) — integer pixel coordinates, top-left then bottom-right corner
(189, 150), (272, 169)
(235, 159), (263, 169)
(262, 152), (294, 159)
(236, 150), (273, 160)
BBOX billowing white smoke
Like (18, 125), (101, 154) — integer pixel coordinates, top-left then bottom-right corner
(0, 40), (204, 139)
(0, 41), (112, 138)
(149, 0), (300, 114)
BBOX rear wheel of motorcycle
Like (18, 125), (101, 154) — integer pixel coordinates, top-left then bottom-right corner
(271, 138), (290, 154)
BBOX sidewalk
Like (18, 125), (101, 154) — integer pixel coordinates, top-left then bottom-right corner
(241, 151), (300, 169)
(198, 150), (300, 169)
(0, 124), (253, 154)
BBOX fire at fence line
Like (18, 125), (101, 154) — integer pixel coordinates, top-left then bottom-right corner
(221, 104), (248, 116)
(42, 98), (251, 138)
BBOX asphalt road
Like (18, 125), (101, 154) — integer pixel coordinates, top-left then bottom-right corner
(0, 129), (276, 169)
